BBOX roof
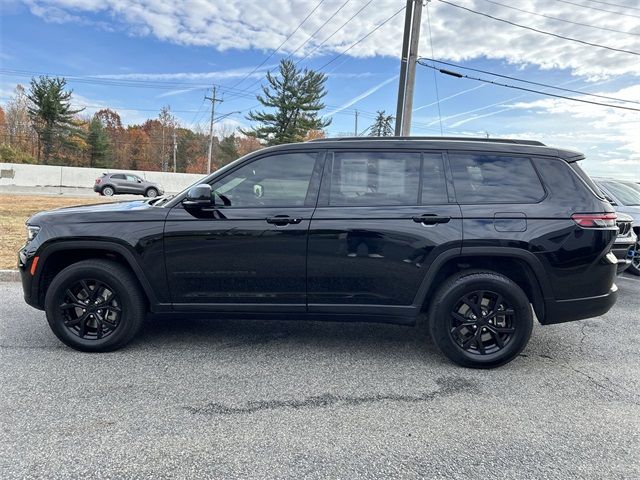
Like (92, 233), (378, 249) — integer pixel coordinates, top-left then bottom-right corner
(280, 136), (583, 162)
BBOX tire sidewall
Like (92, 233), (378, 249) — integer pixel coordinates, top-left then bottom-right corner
(102, 186), (115, 196)
(45, 264), (138, 351)
(430, 275), (533, 368)
(145, 188), (158, 198)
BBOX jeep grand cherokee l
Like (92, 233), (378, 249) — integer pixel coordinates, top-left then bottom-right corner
(19, 137), (619, 368)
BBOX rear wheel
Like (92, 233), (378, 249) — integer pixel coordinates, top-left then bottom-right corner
(628, 240), (640, 276)
(429, 271), (533, 368)
(44, 260), (146, 352)
(101, 186), (115, 196)
(145, 188), (158, 198)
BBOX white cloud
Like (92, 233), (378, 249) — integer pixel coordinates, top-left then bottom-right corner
(20, 0), (640, 77)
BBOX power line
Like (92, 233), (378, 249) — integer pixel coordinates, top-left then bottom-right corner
(228, 0), (328, 90)
(425, 2), (444, 135)
(418, 57), (640, 105)
(438, 0), (640, 56)
(552, 0), (640, 19)
(478, 0), (640, 36)
(316, 4), (408, 71)
(294, 0), (375, 67)
(417, 61), (640, 112)
(581, 0), (640, 11)
(227, 0), (354, 100)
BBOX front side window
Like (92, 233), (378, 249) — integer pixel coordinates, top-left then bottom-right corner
(126, 175), (138, 182)
(601, 181), (640, 206)
(450, 154), (546, 204)
(329, 151), (421, 206)
(210, 152), (317, 207)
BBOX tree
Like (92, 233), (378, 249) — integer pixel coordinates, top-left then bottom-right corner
(87, 116), (112, 168)
(244, 59), (330, 145)
(158, 106), (176, 172)
(27, 76), (84, 163)
(369, 111), (394, 137)
(235, 135), (263, 157)
(4, 85), (37, 156)
(95, 109), (124, 167)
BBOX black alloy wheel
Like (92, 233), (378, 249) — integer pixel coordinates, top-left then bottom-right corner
(45, 259), (146, 352)
(429, 271), (533, 368)
(60, 279), (122, 340)
(449, 290), (516, 355)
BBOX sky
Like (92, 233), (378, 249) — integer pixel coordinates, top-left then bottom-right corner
(1, 0), (639, 178)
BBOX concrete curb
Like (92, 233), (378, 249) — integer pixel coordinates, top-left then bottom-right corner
(0, 270), (20, 282)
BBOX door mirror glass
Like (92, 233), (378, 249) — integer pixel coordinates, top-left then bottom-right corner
(184, 184), (213, 207)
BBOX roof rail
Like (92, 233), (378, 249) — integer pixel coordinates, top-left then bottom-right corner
(308, 136), (546, 146)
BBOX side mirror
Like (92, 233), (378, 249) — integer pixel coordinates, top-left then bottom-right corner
(183, 184), (213, 208)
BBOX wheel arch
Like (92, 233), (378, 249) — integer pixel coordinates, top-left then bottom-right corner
(414, 247), (552, 323)
(34, 240), (160, 311)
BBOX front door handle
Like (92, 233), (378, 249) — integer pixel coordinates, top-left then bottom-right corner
(412, 214), (451, 225)
(266, 215), (302, 226)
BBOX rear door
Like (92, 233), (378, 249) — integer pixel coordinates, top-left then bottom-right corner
(109, 174), (126, 192)
(306, 149), (463, 316)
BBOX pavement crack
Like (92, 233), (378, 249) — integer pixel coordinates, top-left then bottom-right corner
(184, 376), (476, 416)
(565, 364), (640, 406)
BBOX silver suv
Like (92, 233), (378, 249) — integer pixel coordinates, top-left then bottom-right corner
(94, 173), (164, 198)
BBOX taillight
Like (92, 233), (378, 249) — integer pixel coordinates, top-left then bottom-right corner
(95, 178), (101, 184)
(571, 213), (617, 228)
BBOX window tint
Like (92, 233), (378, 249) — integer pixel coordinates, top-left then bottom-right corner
(126, 175), (138, 182)
(450, 154), (545, 203)
(211, 152), (317, 207)
(111, 174), (125, 180)
(329, 151), (420, 206)
(601, 181), (640, 206)
(421, 153), (448, 204)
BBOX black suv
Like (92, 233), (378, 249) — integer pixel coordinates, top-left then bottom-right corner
(19, 138), (619, 368)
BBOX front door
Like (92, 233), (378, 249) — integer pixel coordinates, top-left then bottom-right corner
(307, 150), (462, 316)
(164, 151), (323, 312)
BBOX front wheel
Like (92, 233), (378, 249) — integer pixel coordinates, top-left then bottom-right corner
(428, 271), (533, 368)
(627, 241), (640, 276)
(44, 260), (146, 352)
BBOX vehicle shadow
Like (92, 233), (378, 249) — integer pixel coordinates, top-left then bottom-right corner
(135, 314), (444, 363)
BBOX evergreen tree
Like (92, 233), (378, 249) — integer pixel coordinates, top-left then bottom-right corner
(244, 60), (330, 145)
(369, 111), (395, 137)
(27, 76), (83, 163)
(87, 116), (112, 168)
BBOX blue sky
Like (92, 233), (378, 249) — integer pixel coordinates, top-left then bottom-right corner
(1, 0), (639, 177)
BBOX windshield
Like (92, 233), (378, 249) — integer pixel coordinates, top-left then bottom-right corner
(602, 180), (640, 206)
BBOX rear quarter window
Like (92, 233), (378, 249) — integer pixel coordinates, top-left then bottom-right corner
(450, 153), (546, 204)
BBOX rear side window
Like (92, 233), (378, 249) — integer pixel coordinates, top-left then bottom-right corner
(111, 174), (125, 180)
(450, 154), (545, 204)
(329, 151), (420, 206)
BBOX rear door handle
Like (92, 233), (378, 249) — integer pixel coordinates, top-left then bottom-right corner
(412, 214), (451, 225)
(266, 215), (302, 226)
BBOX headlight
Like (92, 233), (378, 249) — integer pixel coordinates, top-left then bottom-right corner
(26, 225), (40, 242)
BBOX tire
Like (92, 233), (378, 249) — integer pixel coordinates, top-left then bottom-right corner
(101, 186), (115, 196)
(428, 271), (533, 369)
(145, 188), (158, 198)
(627, 241), (640, 276)
(44, 259), (147, 352)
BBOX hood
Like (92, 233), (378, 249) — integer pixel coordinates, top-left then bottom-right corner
(27, 200), (167, 225)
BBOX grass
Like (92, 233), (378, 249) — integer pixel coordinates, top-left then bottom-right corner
(0, 194), (116, 270)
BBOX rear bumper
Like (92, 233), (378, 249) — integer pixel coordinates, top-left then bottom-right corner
(541, 284), (618, 325)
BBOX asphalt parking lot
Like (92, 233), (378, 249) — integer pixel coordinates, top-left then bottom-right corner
(1, 275), (638, 479)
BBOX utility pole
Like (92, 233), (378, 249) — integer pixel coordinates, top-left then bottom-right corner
(354, 110), (359, 136)
(172, 130), (177, 173)
(205, 86), (223, 175)
(395, 0), (424, 136)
